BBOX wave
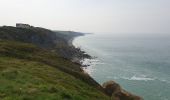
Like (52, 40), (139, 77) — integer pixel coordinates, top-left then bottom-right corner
(120, 75), (156, 81)
(81, 58), (105, 66)
(128, 76), (155, 81)
(158, 79), (170, 84)
(120, 76), (170, 84)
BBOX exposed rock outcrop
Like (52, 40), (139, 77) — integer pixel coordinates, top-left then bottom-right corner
(102, 81), (143, 100)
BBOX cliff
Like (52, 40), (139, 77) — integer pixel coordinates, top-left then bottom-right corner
(0, 25), (142, 100)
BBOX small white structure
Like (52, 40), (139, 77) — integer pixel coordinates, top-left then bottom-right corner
(16, 23), (31, 28)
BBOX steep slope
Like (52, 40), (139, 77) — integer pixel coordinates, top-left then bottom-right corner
(0, 40), (109, 100)
(0, 25), (142, 100)
(0, 26), (90, 59)
(0, 26), (65, 48)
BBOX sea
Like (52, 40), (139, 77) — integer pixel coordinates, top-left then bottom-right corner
(73, 33), (170, 100)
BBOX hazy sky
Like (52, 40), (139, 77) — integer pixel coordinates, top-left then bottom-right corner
(0, 0), (170, 34)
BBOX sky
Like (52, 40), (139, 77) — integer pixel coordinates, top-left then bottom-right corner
(0, 0), (170, 34)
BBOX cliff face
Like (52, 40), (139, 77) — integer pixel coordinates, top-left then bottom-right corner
(0, 25), (142, 100)
(0, 26), (90, 60)
(0, 26), (65, 48)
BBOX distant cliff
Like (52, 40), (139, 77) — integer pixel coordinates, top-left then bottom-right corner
(0, 26), (90, 60)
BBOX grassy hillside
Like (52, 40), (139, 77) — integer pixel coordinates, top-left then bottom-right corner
(0, 25), (142, 100)
(0, 40), (109, 100)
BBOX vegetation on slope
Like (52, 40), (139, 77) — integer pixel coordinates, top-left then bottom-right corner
(0, 26), (90, 60)
(0, 25), (142, 100)
(0, 40), (109, 100)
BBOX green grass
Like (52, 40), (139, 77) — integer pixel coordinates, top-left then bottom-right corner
(0, 40), (109, 100)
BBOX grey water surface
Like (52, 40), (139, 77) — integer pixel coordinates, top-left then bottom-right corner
(73, 34), (170, 100)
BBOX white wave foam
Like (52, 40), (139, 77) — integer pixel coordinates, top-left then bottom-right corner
(130, 76), (155, 81)
(112, 76), (170, 84)
(122, 76), (155, 81)
(159, 79), (170, 84)
(81, 58), (105, 67)
(83, 67), (94, 75)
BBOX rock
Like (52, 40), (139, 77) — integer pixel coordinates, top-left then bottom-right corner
(102, 81), (121, 96)
(102, 81), (143, 100)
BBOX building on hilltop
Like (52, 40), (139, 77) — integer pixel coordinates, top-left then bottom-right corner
(16, 23), (32, 28)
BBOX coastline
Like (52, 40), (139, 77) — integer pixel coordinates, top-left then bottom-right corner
(71, 34), (143, 100)
(67, 33), (92, 64)
(0, 25), (142, 100)
(67, 33), (84, 46)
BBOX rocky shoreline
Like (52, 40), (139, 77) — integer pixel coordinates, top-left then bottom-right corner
(71, 34), (143, 100)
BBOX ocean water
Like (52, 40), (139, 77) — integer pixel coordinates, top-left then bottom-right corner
(73, 34), (170, 100)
